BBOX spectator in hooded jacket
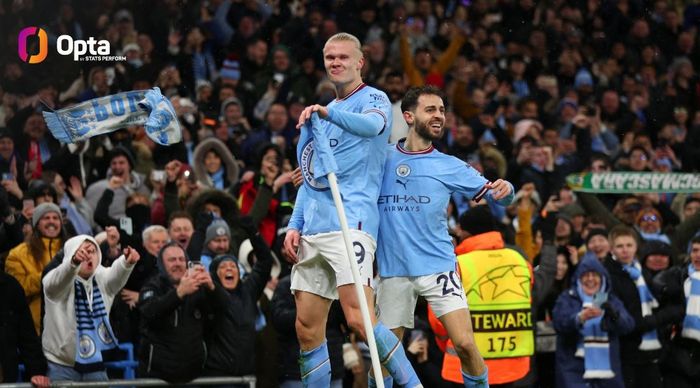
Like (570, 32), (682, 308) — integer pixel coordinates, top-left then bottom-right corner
(553, 257), (634, 388)
(137, 241), (218, 383)
(203, 217), (272, 378)
(42, 235), (139, 381)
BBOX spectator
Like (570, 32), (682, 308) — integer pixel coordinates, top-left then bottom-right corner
(203, 217), (273, 379)
(0, 271), (50, 387)
(191, 137), (240, 192)
(167, 211), (194, 252)
(200, 219), (232, 271)
(553, 257), (635, 388)
(5, 202), (64, 333)
(236, 143), (294, 246)
(42, 235), (139, 381)
(603, 225), (682, 388)
(138, 242), (218, 383)
(85, 147), (150, 220)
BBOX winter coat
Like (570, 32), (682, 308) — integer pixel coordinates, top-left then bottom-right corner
(0, 272), (47, 382)
(203, 232), (272, 376)
(5, 237), (62, 333)
(137, 255), (219, 383)
(42, 235), (134, 367)
(192, 137), (240, 192)
(553, 258), (635, 388)
(604, 255), (684, 365)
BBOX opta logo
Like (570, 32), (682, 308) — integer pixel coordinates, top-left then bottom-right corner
(18, 27), (48, 64)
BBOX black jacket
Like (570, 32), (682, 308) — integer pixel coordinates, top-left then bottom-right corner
(138, 272), (219, 383)
(603, 255), (683, 365)
(0, 272), (47, 382)
(270, 275), (346, 382)
(203, 232), (272, 376)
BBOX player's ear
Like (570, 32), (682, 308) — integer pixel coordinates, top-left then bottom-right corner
(403, 111), (414, 125)
(357, 55), (365, 71)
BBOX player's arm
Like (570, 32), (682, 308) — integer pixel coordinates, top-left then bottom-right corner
(288, 184), (307, 232)
(447, 162), (514, 205)
(325, 107), (387, 137)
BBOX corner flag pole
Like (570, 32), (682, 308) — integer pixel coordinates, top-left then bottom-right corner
(327, 172), (384, 388)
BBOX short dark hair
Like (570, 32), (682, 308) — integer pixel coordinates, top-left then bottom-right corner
(401, 85), (444, 113)
(168, 210), (193, 227)
(459, 205), (497, 236)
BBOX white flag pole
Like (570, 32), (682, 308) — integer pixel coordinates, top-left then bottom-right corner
(327, 172), (384, 388)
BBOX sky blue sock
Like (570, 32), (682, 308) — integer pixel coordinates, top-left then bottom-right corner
(462, 366), (489, 388)
(300, 340), (331, 388)
(373, 323), (421, 387)
(368, 373), (393, 388)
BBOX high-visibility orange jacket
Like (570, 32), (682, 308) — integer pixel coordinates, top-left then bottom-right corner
(429, 231), (534, 385)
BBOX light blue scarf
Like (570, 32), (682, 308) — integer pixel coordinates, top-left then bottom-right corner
(43, 87), (181, 146)
(682, 264), (700, 341)
(622, 259), (662, 350)
(74, 278), (117, 372)
(575, 280), (614, 379)
(210, 167), (225, 189)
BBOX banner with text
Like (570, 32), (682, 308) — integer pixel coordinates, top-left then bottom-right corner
(566, 172), (700, 193)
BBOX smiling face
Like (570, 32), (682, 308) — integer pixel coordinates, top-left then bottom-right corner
(204, 150), (222, 174)
(37, 211), (62, 238)
(587, 235), (610, 259)
(77, 240), (99, 279)
(162, 245), (187, 284)
(406, 94), (446, 141)
(323, 39), (364, 89)
(580, 271), (602, 296)
(216, 260), (240, 290)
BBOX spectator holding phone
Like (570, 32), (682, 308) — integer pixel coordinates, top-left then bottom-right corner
(553, 257), (634, 388)
(138, 242), (219, 383)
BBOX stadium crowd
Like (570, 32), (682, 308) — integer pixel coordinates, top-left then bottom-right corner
(2, 0), (700, 387)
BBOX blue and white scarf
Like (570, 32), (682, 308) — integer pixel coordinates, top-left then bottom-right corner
(43, 87), (181, 146)
(682, 264), (700, 341)
(575, 280), (614, 379)
(74, 278), (117, 373)
(622, 259), (662, 350)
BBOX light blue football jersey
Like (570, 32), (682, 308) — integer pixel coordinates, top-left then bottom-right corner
(377, 140), (513, 277)
(289, 84), (392, 240)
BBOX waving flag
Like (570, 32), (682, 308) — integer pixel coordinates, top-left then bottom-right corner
(42, 87), (182, 146)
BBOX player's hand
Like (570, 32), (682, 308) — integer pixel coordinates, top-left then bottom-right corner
(283, 229), (301, 264)
(296, 104), (329, 129)
(486, 179), (512, 201)
(292, 167), (303, 188)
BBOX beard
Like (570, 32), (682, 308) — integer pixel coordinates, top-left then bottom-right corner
(415, 118), (444, 142)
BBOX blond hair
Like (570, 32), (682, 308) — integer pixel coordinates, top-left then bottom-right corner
(324, 32), (362, 55)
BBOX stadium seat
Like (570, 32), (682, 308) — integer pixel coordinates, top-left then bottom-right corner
(105, 342), (138, 379)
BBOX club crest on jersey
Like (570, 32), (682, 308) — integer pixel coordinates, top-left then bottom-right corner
(396, 164), (411, 177)
(300, 139), (330, 191)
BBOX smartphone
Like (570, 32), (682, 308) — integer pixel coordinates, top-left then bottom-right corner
(22, 199), (34, 213)
(592, 291), (608, 309)
(120, 216), (133, 236)
(187, 261), (204, 275)
(409, 330), (426, 343)
(272, 73), (285, 86)
(183, 169), (196, 183)
(2, 173), (13, 181)
(151, 170), (166, 182)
